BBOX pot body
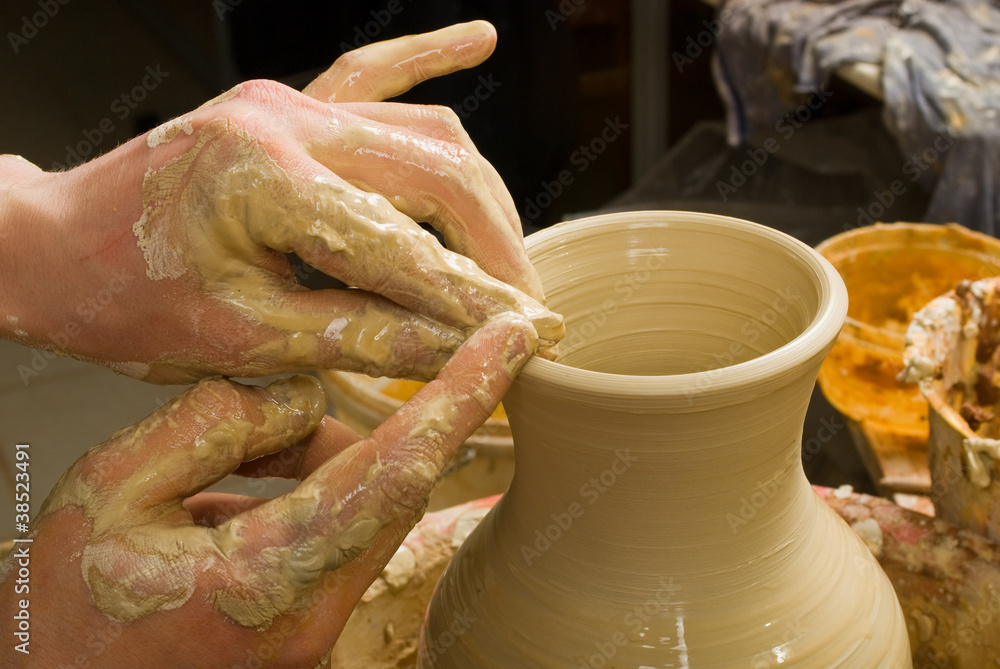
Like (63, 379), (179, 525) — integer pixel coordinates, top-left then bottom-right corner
(418, 211), (911, 667)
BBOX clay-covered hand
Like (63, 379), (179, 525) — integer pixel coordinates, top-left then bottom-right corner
(0, 21), (561, 384)
(0, 313), (536, 669)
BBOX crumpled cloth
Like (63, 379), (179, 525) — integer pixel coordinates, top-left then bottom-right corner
(713, 0), (1000, 234)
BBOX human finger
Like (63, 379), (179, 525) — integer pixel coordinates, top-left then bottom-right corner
(184, 492), (269, 527)
(303, 21), (497, 103)
(45, 376), (327, 523)
(215, 312), (537, 606)
(306, 102), (544, 300)
(340, 102), (523, 239)
(232, 415), (362, 480)
(245, 158), (563, 350)
(222, 287), (466, 380)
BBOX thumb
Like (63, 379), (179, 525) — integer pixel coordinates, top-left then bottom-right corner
(207, 313), (537, 628)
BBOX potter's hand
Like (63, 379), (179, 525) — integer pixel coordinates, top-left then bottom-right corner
(0, 21), (561, 384)
(0, 313), (536, 669)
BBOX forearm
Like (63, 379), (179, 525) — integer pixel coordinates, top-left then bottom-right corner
(0, 39), (563, 383)
(0, 154), (82, 350)
(1, 155), (49, 340)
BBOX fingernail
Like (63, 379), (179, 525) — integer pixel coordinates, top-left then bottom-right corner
(502, 313), (538, 376)
(267, 375), (327, 419)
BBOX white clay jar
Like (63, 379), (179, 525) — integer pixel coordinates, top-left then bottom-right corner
(418, 211), (911, 668)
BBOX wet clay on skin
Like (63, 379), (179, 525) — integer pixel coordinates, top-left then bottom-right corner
(131, 112), (561, 380)
(35, 307), (531, 629)
(209, 384), (480, 628)
(34, 373), (456, 630)
(36, 376), (330, 625)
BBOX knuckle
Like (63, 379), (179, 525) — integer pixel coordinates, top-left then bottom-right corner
(421, 106), (480, 171)
(238, 78), (298, 106)
(206, 79), (309, 136)
(192, 375), (242, 402)
(424, 105), (480, 155)
(325, 56), (376, 100)
(332, 49), (365, 72)
(425, 104), (465, 134)
(82, 532), (201, 621)
(374, 453), (441, 517)
(187, 377), (253, 421)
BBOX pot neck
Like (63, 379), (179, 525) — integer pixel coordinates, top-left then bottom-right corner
(500, 360), (822, 582)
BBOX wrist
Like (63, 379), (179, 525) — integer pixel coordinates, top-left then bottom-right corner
(0, 154), (46, 224)
(0, 155), (78, 346)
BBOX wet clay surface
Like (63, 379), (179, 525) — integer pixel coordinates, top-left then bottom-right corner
(419, 212), (911, 668)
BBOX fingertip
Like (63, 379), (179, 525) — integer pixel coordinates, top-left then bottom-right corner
(462, 311), (538, 378)
(495, 311), (539, 377)
(263, 374), (327, 424)
(536, 342), (560, 361)
(246, 375), (328, 455)
(439, 20), (497, 67)
(528, 306), (566, 353)
(467, 19), (498, 52)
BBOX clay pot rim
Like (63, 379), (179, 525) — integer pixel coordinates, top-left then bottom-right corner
(816, 221), (1000, 260)
(522, 210), (847, 401)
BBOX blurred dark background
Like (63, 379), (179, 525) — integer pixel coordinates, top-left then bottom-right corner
(1, 0), (895, 493)
(1, 0), (741, 226)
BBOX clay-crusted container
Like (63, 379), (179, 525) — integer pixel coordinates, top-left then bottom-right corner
(902, 278), (1000, 542)
(318, 372), (514, 511)
(419, 210), (911, 668)
(816, 223), (1000, 498)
